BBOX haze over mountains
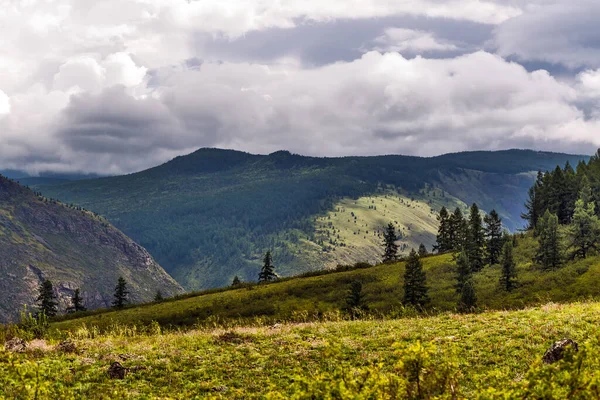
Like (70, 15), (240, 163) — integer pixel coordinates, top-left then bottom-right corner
(31, 148), (588, 291)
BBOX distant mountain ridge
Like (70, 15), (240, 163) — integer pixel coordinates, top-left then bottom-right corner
(34, 148), (589, 291)
(0, 175), (183, 322)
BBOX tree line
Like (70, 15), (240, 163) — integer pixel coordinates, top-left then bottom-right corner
(521, 151), (600, 269)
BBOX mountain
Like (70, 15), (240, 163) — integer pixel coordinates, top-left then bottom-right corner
(0, 175), (183, 322)
(34, 148), (588, 291)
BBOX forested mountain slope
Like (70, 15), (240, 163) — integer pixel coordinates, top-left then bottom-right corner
(0, 175), (183, 322)
(35, 148), (587, 290)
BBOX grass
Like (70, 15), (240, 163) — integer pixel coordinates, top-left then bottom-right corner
(4, 301), (600, 398)
(297, 190), (464, 268)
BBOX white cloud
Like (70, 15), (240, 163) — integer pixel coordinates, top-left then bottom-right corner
(0, 91), (10, 115)
(33, 51), (596, 175)
(2, 0), (600, 175)
(373, 28), (458, 53)
(493, 0), (600, 68)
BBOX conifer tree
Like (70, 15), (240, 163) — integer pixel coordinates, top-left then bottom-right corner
(466, 204), (485, 272)
(455, 250), (472, 295)
(154, 290), (164, 302)
(258, 251), (277, 282)
(536, 210), (562, 270)
(345, 280), (366, 317)
(418, 243), (428, 257)
(403, 249), (429, 308)
(458, 280), (477, 313)
(36, 279), (58, 317)
(232, 275), (241, 286)
(449, 207), (467, 250)
(483, 209), (503, 265)
(522, 171), (544, 231)
(569, 178), (600, 259)
(67, 288), (86, 313)
(499, 242), (517, 291)
(382, 223), (399, 263)
(112, 277), (129, 309)
(435, 207), (451, 252)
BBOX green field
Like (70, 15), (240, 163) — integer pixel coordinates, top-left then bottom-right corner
(4, 301), (600, 398)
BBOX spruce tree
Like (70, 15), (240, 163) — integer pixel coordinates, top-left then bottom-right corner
(569, 178), (600, 259)
(382, 223), (399, 263)
(258, 251), (277, 282)
(455, 250), (472, 295)
(232, 276), (241, 286)
(67, 288), (86, 313)
(345, 280), (366, 317)
(435, 207), (451, 252)
(536, 210), (562, 270)
(112, 277), (129, 309)
(449, 207), (467, 250)
(499, 242), (517, 291)
(483, 209), (503, 265)
(36, 279), (58, 317)
(458, 280), (477, 313)
(418, 243), (428, 257)
(466, 203), (485, 272)
(403, 249), (429, 308)
(522, 171), (544, 230)
(154, 290), (164, 302)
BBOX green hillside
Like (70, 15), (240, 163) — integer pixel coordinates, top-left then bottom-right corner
(50, 233), (600, 332)
(34, 149), (587, 290)
(0, 175), (183, 322)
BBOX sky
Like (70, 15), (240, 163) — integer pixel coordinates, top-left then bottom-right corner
(2, 0), (600, 175)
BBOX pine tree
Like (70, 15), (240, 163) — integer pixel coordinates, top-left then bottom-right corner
(569, 177), (600, 259)
(466, 204), (485, 272)
(403, 249), (429, 308)
(449, 207), (467, 250)
(455, 250), (472, 295)
(345, 280), (366, 317)
(112, 277), (129, 309)
(522, 171), (544, 230)
(499, 242), (517, 291)
(418, 243), (428, 257)
(258, 251), (277, 282)
(232, 275), (241, 286)
(435, 207), (451, 252)
(36, 279), (58, 317)
(67, 288), (86, 313)
(382, 223), (399, 263)
(536, 210), (562, 270)
(483, 209), (503, 265)
(458, 280), (477, 313)
(154, 290), (164, 302)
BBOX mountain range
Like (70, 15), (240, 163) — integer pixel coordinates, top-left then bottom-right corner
(29, 148), (588, 291)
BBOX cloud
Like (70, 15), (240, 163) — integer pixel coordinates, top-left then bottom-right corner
(0, 91), (10, 115)
(36, 51), (596, 175)
(1, 0), (600, 175)
(372, 28), (458, 53)
(493, 1), (600, 68)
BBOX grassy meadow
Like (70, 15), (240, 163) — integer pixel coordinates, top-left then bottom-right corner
(4, 301), (600, 398)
